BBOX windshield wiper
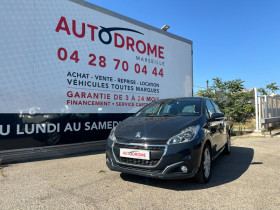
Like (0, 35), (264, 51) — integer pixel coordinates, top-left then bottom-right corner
(144, 114), (177, 117)
(145, 114), (158, 117)
(159, 114), (177, 117)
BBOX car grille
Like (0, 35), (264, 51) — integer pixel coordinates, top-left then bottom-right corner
(116, 156), (159, 166)
(113, 143), (166, 167)
(118, 165), (160, 173)
(115, 143), (165, 151)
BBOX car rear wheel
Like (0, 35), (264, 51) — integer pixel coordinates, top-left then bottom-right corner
(195, 144), (211, 183)
(223, 134), (231, 155)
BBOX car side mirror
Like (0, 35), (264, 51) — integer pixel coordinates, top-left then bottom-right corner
(210, 113), (224, 121)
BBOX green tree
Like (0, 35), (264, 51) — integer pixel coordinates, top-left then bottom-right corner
(266, 82), (279, 95)
(196, 78), (255, 131)
(258, 88), (268, 95)
(258, 82), (279, 95)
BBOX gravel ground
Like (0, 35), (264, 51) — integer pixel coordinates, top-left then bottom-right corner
(0, 137), (280, 209)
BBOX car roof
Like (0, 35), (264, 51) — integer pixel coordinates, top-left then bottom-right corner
(157, 97), (209, 101)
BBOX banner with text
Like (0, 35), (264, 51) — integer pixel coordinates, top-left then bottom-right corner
(0, 0), (192, 114)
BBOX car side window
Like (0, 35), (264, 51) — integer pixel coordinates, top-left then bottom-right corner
(206, 100), (215, 119)
(212, 101), (222, 114)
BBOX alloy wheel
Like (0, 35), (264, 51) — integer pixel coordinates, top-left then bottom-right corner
(203, 148), (211, 178)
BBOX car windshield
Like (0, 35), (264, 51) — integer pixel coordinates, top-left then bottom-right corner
(136, 98), (202, 117)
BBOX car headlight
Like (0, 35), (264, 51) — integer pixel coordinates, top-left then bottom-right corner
(109, 126), (117, 142)
(167, 125), (200, 145)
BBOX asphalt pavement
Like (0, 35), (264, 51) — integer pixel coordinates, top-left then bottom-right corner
(0, 137), (279, 209)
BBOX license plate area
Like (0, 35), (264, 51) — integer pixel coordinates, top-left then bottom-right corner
(120, 148), (150, 160)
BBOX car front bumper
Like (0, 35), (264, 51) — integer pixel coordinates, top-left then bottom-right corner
(106, 138), (203, 179)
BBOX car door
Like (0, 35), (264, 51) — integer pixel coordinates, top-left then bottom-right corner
(205, 100), (220, 158)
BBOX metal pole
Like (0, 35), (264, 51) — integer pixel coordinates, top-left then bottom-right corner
(264, 95), (269, 130)
(276, 99), (278, 117)
(254, 88), (259, 132)
(265, 95), (268, 119)
(258, 97), (262, 131)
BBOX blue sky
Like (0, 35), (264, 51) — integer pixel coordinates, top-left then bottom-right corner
(87, 0), (280, 93)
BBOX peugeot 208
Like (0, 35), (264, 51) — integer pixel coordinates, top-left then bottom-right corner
(106, 97), (231, 183)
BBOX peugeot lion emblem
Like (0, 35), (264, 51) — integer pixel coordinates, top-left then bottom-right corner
(135, 132), (141, 138)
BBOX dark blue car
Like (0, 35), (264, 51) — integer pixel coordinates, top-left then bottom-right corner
(106, 97), (231, 183)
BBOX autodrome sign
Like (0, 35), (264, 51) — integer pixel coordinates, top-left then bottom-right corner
(0, 0), (192, 150)
(0, 0), (192, 114)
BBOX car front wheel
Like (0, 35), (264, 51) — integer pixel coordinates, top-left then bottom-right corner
(195, 144), (211, 183)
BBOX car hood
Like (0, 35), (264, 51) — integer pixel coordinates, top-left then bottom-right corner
(115, 115), (202, 143)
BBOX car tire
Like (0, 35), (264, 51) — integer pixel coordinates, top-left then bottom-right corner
(223, 134), (231, 155)
(195, 143), (211, 183)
